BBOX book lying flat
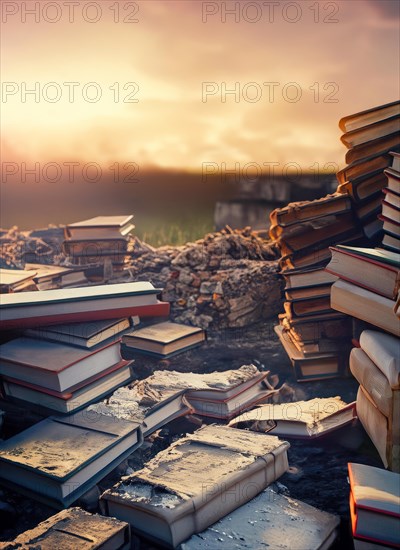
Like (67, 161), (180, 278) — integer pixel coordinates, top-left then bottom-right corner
(182, 486), (339, 550)
(2, 360), (133, 414)
(101, 425), (290, 548)
(340, 173), (387, 203)
(348, 462), (400, 548)
(345, 134), (400, 165)
(282, 267), (338, 289)
(269, 194), (352, 228)
(4, 507), (131, 550)
(0, 410), (142, 507)
(383, 188), (400, 209)
(25, 317), (137, 349)
(25, 263), (91, 289)
(0, 281), (168, 330)
(274, 325), (342, 381)
(384, 167), (400, 195)
(63, 238), (129, 258)
(88, 365), (275, 429)
(336, 155), (393, 185)
(382, 200), (400, 223)
(279, 312), (350, 342)
(0, 337), (124, 392)
(229, 397), (356, 439)
(284, 283), (334, 302)
(391, 152), (400, 172)
(341, 116), (400, 148)
(283, 296), (332, 318)
(359, 330), (400, 389)
(0, 268), (37, 293)
(65, 215), (134, 239)
(382, 232), (400, 253)
(326, 246), (400, 300)
(121, 321), (205, 357)
(339, 101), (400, 133)
(331, 280), (400, 337)
(378, 214), (400, 237)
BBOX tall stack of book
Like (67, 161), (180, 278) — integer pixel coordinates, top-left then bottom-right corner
(270, 194), (361, 381)
(62, 215), (135, 272)
(336, 101), (400, 243)
(381, 151), (400, 253)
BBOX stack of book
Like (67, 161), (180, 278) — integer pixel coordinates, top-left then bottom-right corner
(349, 331), (399, 472)
(62, 215), (135, 272)
(24, 262), (100, 290)
(348, 463), (400, 549)
(0, 267), (38, 293)
(381, 151), (400, 253)
(336, 101), (400, 242)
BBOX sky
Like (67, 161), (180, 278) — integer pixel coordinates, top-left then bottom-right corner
(1, 0), (399, 177)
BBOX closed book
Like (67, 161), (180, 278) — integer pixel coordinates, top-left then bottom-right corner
(0, 410), (143, 507)
(269, 194), (351, 228)
(121, 321), (206, 357)
(284, 283), (334, 301)
(345, 134), (400, 165)
(289, 336), (345, 357)
(279, 247), (332, 271)
(348, 462), (400, 547)
(336, 155), (393, 185)
(359, 330), (400, 389)
(63, 238), (128, 258)
(279, 312), (350, 343)
(363, 218), (384, 242)
(354, 194), (383, 221)
(25, 263), (90, 289)
(65, 215), (134, 240)
(326, 246), (400, 300)
(341, 116), (400, 149)
(101, 425), (290, 548)
(339, 101), (400, 133)
(274, 325), (342, 382)
(3, 507), (131, 550)
(384, 168), (400, 195)
(0, 337), (123, 392)
(331, 279), (400, 336)
(391, 152), (400, 172)
(0, 281), (168, 330)
(383, 188), (400, 210)
(0, 268), (37, 293)
(378, 214), (400, 237)
(281, 267), (338, 290)
(382, 232), (400, 253)
(382, 200), (400, 223)
(229, 397), (356, 439)
(284, 296), (332, 318)
(2, 360), (133, 414)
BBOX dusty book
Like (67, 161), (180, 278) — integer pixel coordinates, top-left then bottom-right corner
(1, 360), (133, 414)
(181, 486), (339, 550)
(25, 316), (138, 349)
(0, 507), (131, 550)
(331, 279), (400, 337)
(65, 215), (134, 239)
(229, 397), (356, 439)
(0, 410), (143, 507)
(100, 425), (290, 548)
(121, 321), (206, 358)
(326, 245), (400, 300)
(0, 337), (123, 392)
(348, 462), (400, 548)
(0, 281), (169, 330)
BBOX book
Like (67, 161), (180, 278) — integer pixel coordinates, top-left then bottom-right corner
(25, 317), (136, 349)
(0, 410), (143, 507)
(121, 321), (206, 358)
(2, 360), (133, 414)
(229, 397), (356, 439)
(63, 238), (129, 258)
(272, 210), (355, 242)
(378, 214), (400, 237)
(0, 337), (123, 392)
(284, 283), (334, 302)
(0, 268), (37, 293)
(24, 263), (90, 290)
(359, 330), (400, 389)
(336, 155), (393, 185)
(88, 364), (275, 428)
(384, 167), (400, 195)
(339, 101), (400, 133)
(338, 172), (387, 203)
(282, 267), (338, 289)
(269, 194), (352, 228)
(383, 188), (400, 209)
(382, 233), (400, 253)
(326, 246), (400, 300)
(0, 281), (169, 330)
(289, 335), (345, 357)
(181, 486), (340, 550)
(345, 134), (400, 165)
(363, 218), (384, 242)
(100, 425), (290, 548)
(391, 152), (400, 172)
(279, 312), (351, 343)
(348, 462), (400, 547)
(65, 215), (134, 240)
(274, 325), (343, 381)
(341, 116), (400, 148)
(1, 507), (131, 550)
(284, 296), (332, 318)
(382, 200), (400, 223)
(354, 194), (383, 221)
(331, 279), (400, 337)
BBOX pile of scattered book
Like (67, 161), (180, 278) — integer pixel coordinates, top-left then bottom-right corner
(62, 215), (135, 272)
(270, 193), (361, 381)
(336, 100), (400, 243)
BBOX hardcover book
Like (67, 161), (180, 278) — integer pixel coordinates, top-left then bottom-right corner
(339, 101), (400, 133)
(340, 116), (400, 149)
(0, 410), (143, 507)
(345, 134), (400, 165)
(100, 425), (290, 548)
(65, 215), (134, 239)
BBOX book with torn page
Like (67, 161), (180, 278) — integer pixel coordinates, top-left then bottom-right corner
(88, 365), (277, 429)
(3, 507), (131, 550)
(348, 463), (400, 548)
(181, 486), (340, 550)
(0, 410), (142, 508)
(229, 397), (356, 439)
(100, 425), (290, 548)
